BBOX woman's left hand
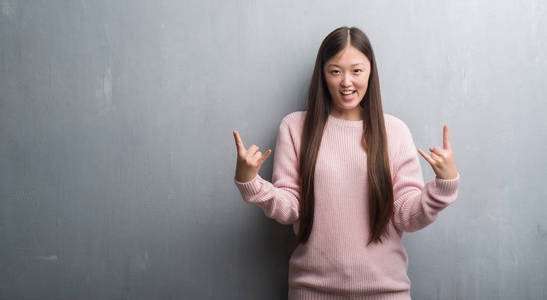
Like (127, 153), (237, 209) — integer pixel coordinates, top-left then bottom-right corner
(417, 125), (459, 180)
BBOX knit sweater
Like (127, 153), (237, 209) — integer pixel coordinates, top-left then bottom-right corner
(234, 111), (460, 300)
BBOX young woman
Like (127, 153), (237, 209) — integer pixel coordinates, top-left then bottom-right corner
(232, 26), (460, 300)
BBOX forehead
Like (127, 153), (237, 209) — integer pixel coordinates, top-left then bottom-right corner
(325, 45), (370, 67)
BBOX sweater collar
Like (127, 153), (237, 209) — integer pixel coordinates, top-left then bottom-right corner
(327, 113), (363, 128)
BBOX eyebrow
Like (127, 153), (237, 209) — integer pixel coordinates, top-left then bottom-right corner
(326, 63), (367, 68)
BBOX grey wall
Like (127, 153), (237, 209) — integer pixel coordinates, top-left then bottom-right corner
(1, 1), (546, 299)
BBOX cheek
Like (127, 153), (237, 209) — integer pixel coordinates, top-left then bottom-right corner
(326, 79), (339, 92)
(356, 82), (366, 92)
(358, 77), (369, 91)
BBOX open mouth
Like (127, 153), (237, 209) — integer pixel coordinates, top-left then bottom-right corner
(340, 90), (356, 101)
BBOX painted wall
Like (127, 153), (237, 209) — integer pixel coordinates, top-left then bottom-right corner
(1, 1), (546, 299)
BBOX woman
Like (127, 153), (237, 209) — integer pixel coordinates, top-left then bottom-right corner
(232, 26), (460, 299)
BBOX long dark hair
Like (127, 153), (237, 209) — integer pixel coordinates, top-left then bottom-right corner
(289, 26), (394, 253)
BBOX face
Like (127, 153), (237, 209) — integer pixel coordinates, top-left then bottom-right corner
(323, 45), (371, 119)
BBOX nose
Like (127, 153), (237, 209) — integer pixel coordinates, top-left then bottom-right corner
(341, 73), (352, 88)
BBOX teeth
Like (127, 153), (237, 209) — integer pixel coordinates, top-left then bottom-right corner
(341, 91), (354, 95)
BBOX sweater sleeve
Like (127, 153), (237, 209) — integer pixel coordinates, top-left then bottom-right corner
(391, 123), (460, 233)
(233, 119), (300, 225)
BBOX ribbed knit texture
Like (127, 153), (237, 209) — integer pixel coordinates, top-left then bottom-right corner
(234, 111), (460, 300)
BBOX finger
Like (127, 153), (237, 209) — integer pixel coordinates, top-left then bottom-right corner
(429, 146), (444, 156)
(443, 125), (451, 150)
(417, 149), (434, 165)
(252, 150), (263, 162)
(233, 130), (246, 153)
(430, 151), (442, 162)
(248, 145), (260, 157)
(260, 149), (272, 163)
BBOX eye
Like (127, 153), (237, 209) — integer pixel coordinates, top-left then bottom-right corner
(330, 70), (340, 74)
(354, 69), (362, 73)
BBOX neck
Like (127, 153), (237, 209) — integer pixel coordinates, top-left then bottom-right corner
(329, 106), (363, 121)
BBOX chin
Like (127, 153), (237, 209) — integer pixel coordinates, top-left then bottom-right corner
(338, 100), (361, 109)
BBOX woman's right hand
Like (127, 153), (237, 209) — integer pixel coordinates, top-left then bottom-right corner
(233, 130), (272, 183)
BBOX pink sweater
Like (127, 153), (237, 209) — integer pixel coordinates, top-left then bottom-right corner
(234, 111), (460, 300)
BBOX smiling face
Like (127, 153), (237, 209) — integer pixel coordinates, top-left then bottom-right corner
(323, 45), (371, 120)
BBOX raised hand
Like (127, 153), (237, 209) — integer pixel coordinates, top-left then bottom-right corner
(417, 125), (459, 180)
(233, 130), (272, 183)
